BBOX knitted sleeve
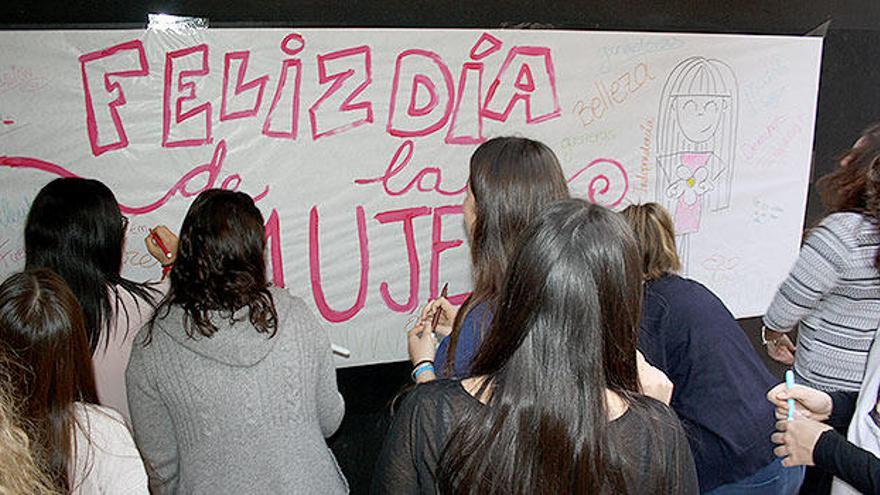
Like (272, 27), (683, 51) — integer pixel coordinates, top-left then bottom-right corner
(291, 296), (345, 438)
(125, 338), (180, 493)
(763, 213), (852, 331)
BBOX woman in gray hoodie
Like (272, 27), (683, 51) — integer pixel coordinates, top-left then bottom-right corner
(126, 189), (346, 494)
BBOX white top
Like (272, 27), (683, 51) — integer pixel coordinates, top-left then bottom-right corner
(831, 335), (880, 495)
(70, 403), (149, 494)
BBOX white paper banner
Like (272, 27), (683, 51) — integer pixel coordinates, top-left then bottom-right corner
(0, 29), (822, 366)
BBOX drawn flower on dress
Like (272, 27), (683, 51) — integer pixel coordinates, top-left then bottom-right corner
(666, 165), (714, 205)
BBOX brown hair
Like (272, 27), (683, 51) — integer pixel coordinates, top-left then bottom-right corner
(621, 203), (681, 280)
(815, 123), (880, 268)
(0, 269), (98, 491)
(149, 189), (277, 341)
(445, 137), (569, 376)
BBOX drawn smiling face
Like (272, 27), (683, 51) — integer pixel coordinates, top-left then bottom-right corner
(675, 95), (726, 143)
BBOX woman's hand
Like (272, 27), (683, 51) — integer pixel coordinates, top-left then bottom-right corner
(766, 382), (833, 421)
(407, 321), (436, 365)
(144, 225), (179, 265)
(407, 321), (437, 383)
(637, 351), (674, 405)
(419, 297), (458, 339)
(765, 331), (796, 365)
(771, 418), (833, 467)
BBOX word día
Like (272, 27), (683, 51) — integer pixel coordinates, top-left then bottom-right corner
(572, 62), (654, 128)
(79, 32), (561, 157)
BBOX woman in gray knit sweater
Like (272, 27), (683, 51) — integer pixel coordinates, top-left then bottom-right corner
(126, 189), (347, 494)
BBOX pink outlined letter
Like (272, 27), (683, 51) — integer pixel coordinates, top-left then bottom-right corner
(162, 44), (212, 148)
(220, 51), (269, 121)
(308, 45), (373, 140)
(264, 208), (285, 288)
(375, 206), (432, 313)
(387, 49), (454, 138)
(483, 46), (561, 124)
(262, 59), (303, 139)
(79, 40), (149, 157)
(446, 62), (485, 145)
(430, 205), (467, 304)
(309, 206), (370, 322)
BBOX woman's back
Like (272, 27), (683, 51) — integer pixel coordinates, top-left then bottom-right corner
(641, 274), (778, 491)
(70, 403), (147, 494)
(126, 288), (346, 494)
(373, 380), (697, 494)
(764, 212), (880, 392)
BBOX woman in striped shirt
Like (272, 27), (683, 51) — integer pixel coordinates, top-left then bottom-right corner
(763, 123), (880, 393)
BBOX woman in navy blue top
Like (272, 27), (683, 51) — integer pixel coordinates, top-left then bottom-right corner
(406, 137), (569, 382)
(622, 203), (804, 494)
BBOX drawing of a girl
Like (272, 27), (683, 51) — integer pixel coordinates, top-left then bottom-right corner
(656, 56), (738, 265)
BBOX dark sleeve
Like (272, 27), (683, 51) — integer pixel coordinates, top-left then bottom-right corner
(667, 415), (700, 495)
(637, 291), (669, 373)
(828, 391), (859, 429)
(372, 386), (441, 495)
(813, 429), (880, 494)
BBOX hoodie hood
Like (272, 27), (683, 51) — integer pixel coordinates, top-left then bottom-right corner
(157, 306), (278, 367)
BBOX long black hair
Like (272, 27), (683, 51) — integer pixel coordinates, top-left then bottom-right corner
(148, 189), (277, 340)
(437, 199), (669, 493)
(0, 269), (99, 491)
(445, 137), (569, 376)
(24, 178), (159, 352)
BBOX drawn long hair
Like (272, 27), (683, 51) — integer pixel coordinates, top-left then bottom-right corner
(444, 137), (569, 377)
(438, 199), (675, 493)
(656, 56), (738, 212)
(24, 178), (159, 353)
(0, 269), (99, 491)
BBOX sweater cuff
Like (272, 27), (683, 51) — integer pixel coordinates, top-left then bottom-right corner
(813, 428), (843, 469)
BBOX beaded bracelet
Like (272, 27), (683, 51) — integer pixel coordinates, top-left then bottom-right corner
(411, 361), (435, 382)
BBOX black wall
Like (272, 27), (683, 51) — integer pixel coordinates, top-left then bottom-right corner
(4, 2), (880, 492)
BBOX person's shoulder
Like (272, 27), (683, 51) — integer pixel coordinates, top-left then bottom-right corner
(268, 286), (309, 318)
(74, 403), (133, 441)
(400, 380), (468, 412)
(647, 274), (704, 306)
(817, 212), (877, 240)
(625, 395), (686, 435)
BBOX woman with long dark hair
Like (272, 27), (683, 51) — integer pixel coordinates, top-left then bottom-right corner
(408, 136), (569, 382)
(126, 189), (346, 493)
(622, 202), (803, 493)
(0, 269), (148, 493)
(24, 177), (176, 421)
(374, 199), (698, 494)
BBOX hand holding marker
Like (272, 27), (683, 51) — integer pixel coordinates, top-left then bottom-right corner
(149, 228), (173, 260)
(785, 369), (795, 420)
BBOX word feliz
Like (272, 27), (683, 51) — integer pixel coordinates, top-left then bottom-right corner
(80, 32), (562, 156)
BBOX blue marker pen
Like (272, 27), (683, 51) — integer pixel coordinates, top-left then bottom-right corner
(785, 370), (796, 420)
